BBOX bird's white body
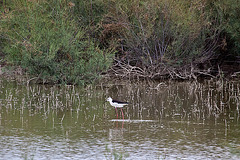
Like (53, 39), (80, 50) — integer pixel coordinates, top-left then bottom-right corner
(106, 97), (128, 108)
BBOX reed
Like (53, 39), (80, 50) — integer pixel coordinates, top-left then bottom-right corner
(0, 78), (239, 122)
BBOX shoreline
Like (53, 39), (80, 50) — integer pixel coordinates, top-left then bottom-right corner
(1, 63), (239, 86)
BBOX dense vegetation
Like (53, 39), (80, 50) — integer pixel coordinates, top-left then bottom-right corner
(0, 0), (114, 85)
(0, 0), (239, 84)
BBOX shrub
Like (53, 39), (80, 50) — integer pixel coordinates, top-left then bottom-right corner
(1, 0), (113, 85)
(100, 0), (220, 67)
(214, 0), (240, 55)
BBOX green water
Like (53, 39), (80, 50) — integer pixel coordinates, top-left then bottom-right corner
(0, 79), (240, 159)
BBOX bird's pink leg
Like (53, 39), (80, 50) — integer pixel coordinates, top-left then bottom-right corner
(115, 107), (118, 119)
(121, 108), (124, 120)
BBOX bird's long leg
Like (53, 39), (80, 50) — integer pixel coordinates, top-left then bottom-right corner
(115, 107), (118, 119)
(121, 108), (124, 120)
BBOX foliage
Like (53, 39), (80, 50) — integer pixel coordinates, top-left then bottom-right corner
(0, 0), (239, 82)
(99, 0), (221, 67)
(214, 0), (240, 55)
(72, 0), (106, 26)
(0, 0), (113, 85)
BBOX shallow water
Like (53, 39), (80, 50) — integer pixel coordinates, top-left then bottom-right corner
(0, 79), (240, 159)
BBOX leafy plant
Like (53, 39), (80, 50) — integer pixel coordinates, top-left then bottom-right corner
(1, 0), (113, 84)
(214, 0), (240, 55)
(100, 0), (220, 67)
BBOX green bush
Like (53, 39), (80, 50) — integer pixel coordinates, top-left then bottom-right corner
(73, 0), (106, 26)
(215, 0), (240, 55)
(1, 0), (239, 81)
(100, 0), (221, 66)
(1, 0), (113, 85)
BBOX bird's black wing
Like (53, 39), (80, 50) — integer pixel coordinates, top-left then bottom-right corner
(112, 99), (129, 104)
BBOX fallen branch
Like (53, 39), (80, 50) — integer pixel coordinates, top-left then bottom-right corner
(107, 61), (219, 81)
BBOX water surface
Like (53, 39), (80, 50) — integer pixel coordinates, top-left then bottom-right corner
(0, 79), (240, 159)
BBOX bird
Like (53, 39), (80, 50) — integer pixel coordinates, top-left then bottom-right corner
(106, 97), (128, 119)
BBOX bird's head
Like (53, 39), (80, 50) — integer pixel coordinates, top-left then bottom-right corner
(106, 97), (112, 102)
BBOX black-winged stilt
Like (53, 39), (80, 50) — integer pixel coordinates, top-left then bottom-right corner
(106, 97), (128, 119)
